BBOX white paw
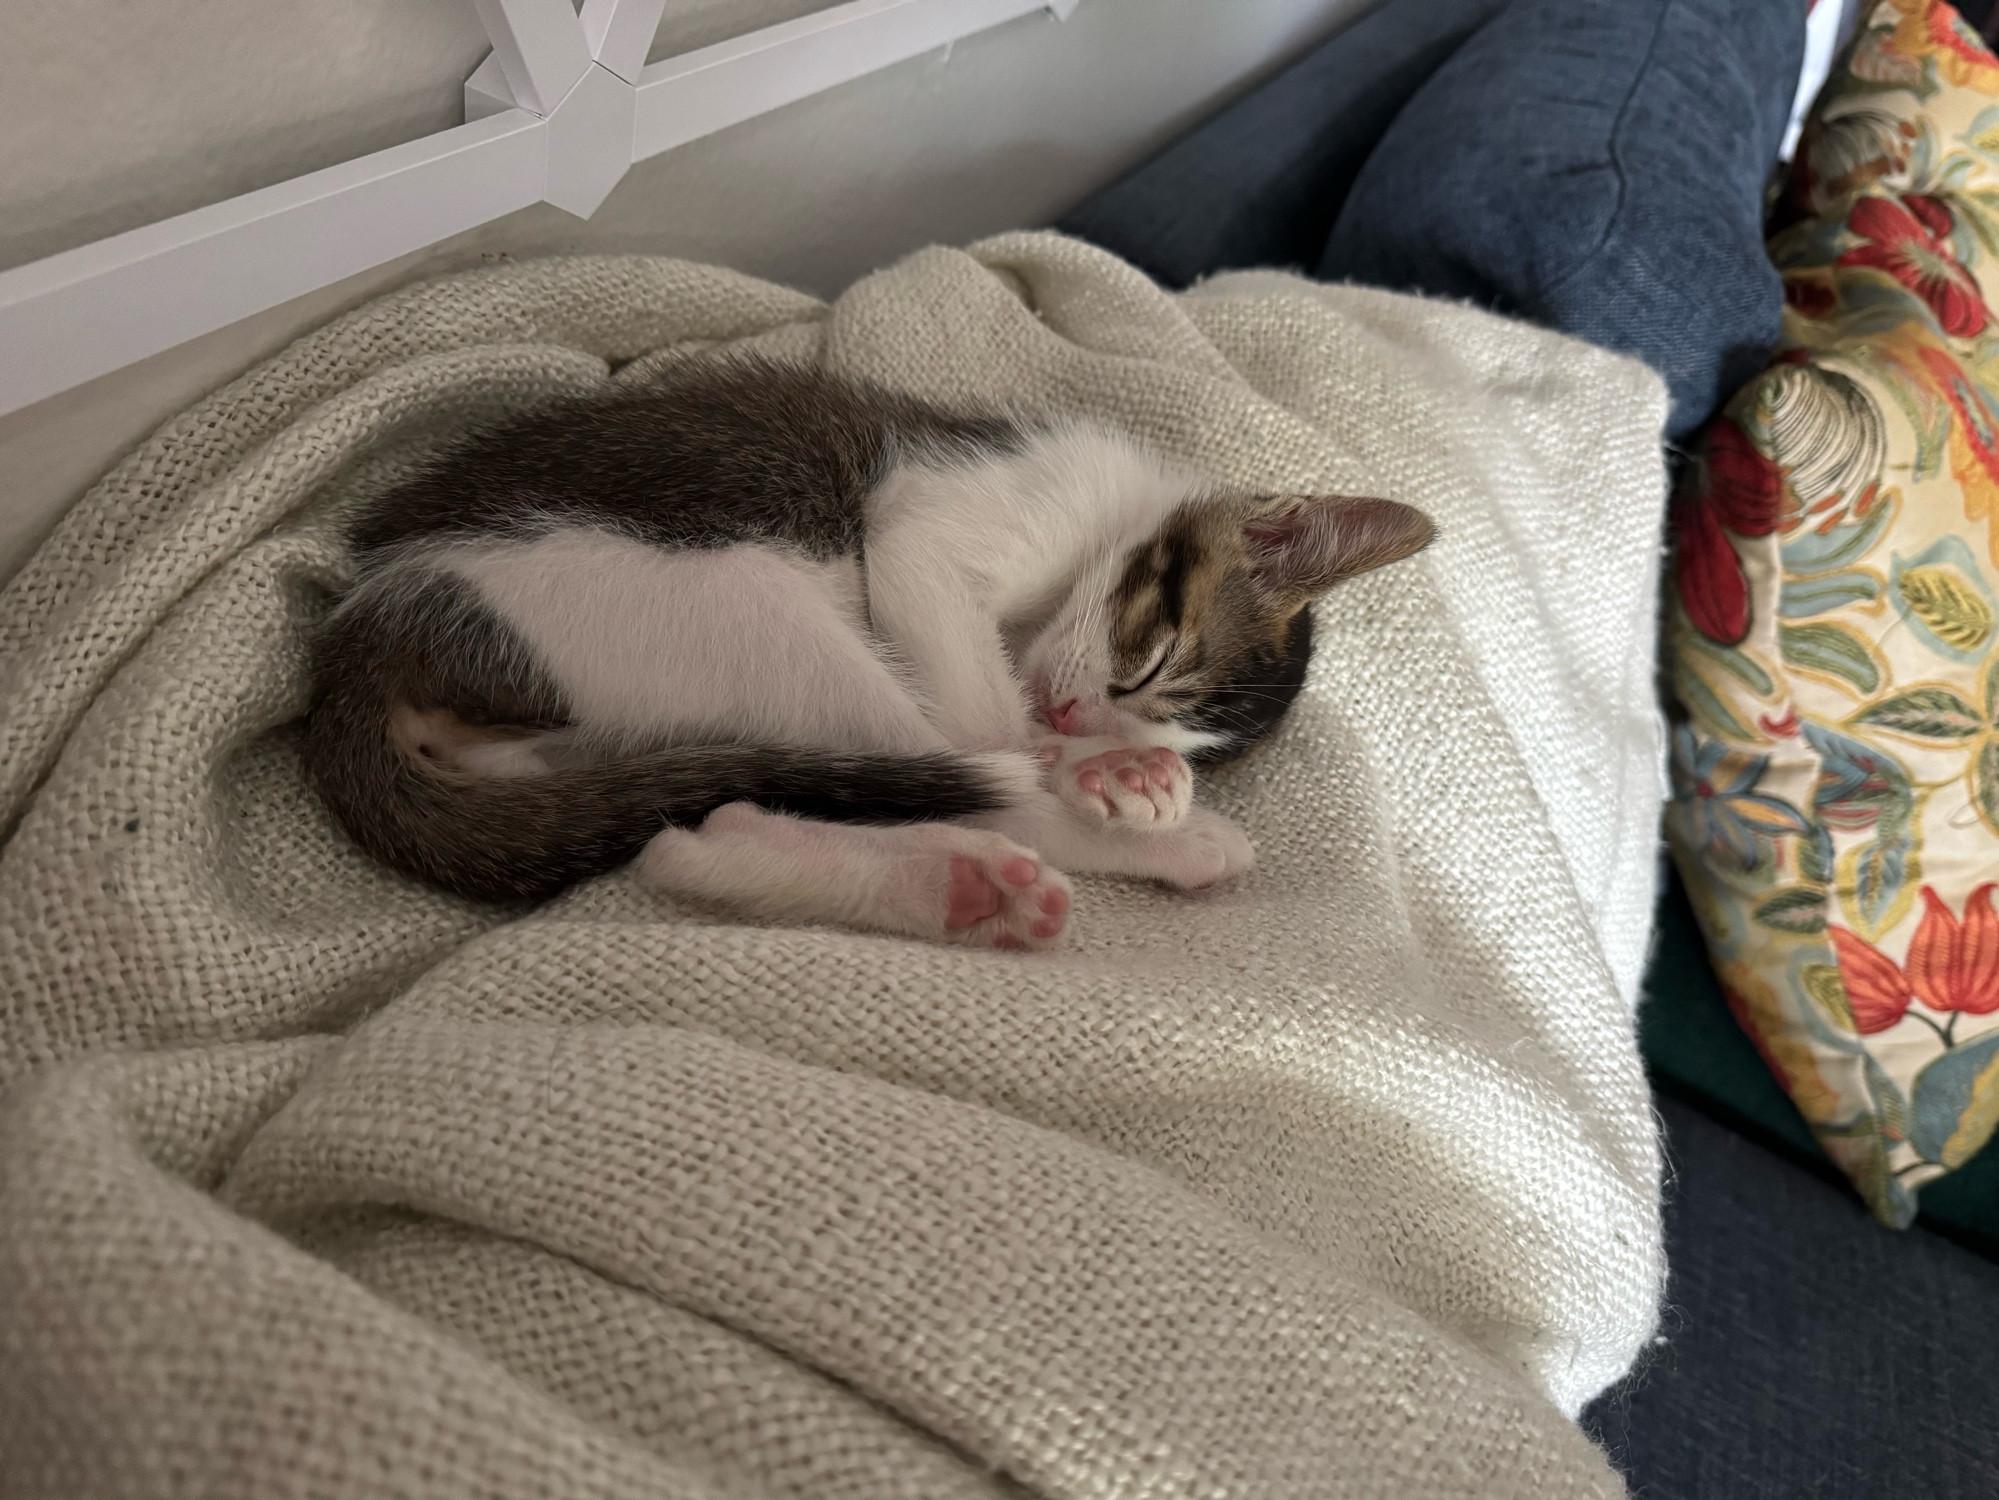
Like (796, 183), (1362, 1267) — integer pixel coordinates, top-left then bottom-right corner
(935, 838), (1073, 950)
(1113, 805), (1256, 890)
(1169, 805), (1255, 888)
(1044, 738), (1192, 829)
(644, 804), (1074, 951)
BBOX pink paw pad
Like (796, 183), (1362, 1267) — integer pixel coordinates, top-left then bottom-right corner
(936, 843), (1073, 951)
(1058, 743), (1192, 827)
(945, 856), (1004, 929)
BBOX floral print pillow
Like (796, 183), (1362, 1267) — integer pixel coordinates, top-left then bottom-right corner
(1668, 0), (1999, 1226)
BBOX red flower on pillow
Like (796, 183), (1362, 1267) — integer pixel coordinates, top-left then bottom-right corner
(1837, 195), (1990, 338)
(1829, 884), (1999, 1035)
(1676, 419), (1786, 644)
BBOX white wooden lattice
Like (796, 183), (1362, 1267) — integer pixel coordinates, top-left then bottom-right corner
(0, 0), (1078, 419)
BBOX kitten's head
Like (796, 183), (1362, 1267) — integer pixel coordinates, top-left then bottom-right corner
(1019, 488), (1435, 764)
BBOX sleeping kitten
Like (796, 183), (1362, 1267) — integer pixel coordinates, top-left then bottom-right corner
(305, 356), (1433, 948)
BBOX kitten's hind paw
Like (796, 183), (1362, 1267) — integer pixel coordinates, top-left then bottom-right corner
(1044, 738), (1192, 829)
(643, 803), (1071, 951)
(942, 847), (1071, 950)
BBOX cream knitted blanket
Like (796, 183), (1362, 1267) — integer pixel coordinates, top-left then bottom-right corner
(0, 236), (1668, 1499)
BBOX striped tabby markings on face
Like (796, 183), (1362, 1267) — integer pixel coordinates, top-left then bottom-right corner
(1040, 492), (1436, 759)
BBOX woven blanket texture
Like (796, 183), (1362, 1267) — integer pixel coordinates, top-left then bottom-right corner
(0, 235), (1667, 1499)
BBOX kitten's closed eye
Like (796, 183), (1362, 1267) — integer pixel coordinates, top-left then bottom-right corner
(1111, 637), (1174, 697)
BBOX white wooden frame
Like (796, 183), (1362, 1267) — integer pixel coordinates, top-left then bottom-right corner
(0, 0), (1078, 420)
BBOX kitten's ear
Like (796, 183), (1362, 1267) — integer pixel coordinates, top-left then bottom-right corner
(1242, 495), (1435, 601)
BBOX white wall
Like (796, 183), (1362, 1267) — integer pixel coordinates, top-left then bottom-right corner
(0, 0), (1370, 582)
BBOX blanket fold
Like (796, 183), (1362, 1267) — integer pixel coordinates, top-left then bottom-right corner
(0, 235), (1666, 1498)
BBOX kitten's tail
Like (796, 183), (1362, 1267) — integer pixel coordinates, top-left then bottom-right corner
(304, 681), (1037, 904)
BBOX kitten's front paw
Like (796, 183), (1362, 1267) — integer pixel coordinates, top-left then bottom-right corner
(942, 845), (1072, 950)
(1156, 805), (1255, 889)
(1044, 739), (1192, 829)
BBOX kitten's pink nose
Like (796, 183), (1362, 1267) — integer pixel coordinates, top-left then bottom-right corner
(1047, 697), (1084, 735)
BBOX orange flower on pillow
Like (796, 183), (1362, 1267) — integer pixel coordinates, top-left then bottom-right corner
(1907, 882), (1999, 1016)
(1830, 884), (1999, 1036)
(1830, 924), (1916, 1033)
(1837, 195), (1989, 337)
(1887, 0), (1999, 91)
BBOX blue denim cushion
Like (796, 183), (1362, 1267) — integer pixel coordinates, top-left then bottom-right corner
(1583, 1095), (1999, 1499)
(1057, 0), (1507, 289)
(1318, 0), (1805, 442)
